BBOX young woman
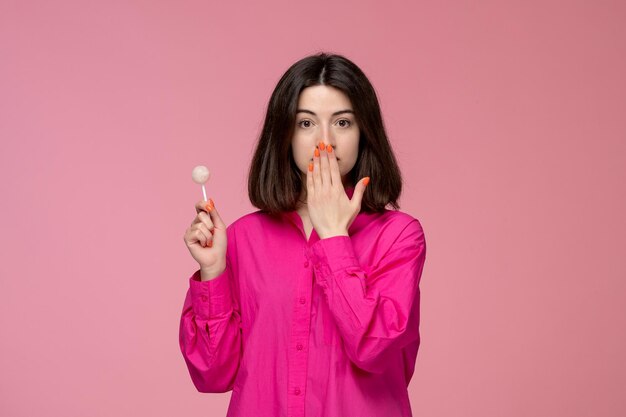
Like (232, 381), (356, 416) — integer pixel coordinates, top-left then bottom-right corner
(180, 52), (427, 417)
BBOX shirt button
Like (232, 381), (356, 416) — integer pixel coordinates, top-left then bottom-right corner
(294, 387), (301, 395)
(299, 297), (306, 304)
(200, 295), (207, 302)
(296, 343), (303, 350)
(303, 261), (309, 267)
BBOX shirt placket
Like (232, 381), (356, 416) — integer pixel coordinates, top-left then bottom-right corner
(287, 244), (314, 417)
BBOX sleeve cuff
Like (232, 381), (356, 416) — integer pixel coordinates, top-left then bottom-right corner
(310, 235), (361, 285)
(189, 268), (234, 320)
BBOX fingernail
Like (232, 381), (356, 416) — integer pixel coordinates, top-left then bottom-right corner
(205, 203), (212, 212)
(326, 145), (333, 153)
(363, 177), (370, 186)
(318, 141), (325, 150)
(209, 198), (215, 210)
(208, 240), (213, 248)
(308, 162), (313, 172)
(314, 148), (320, 157)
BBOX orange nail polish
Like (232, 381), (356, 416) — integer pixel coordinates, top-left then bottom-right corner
(209, 198), (215, 210)
(205, 203), (212, 212)
(363, 177), (370, 186)
(318, 141), (325, 150)
(208, 240), (213, 248)
(308, 162), (313, 172)
(326, 144), (332, 153)
(314, 148), (320, 157)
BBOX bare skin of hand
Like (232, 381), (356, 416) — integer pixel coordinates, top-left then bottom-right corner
(183, 198), (228, 280)
(306, 141), (370, 239)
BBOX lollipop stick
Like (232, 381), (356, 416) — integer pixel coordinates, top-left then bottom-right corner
(202, 184), (207, 202)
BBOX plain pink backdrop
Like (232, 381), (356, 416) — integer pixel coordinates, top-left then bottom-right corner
(1, 1), (625, 416)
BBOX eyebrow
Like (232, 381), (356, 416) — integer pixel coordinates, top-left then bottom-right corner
(296, 109), (355, 117)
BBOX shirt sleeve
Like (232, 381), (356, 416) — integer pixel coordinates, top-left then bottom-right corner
(178, 227), (242, 393)
(309, 218), (426, 374)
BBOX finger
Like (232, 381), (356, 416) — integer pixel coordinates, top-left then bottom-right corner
(307, 156), (314, 199)
(319, 141), (331, 187)
(193, 228), (208, 247)
(313, 145), (322, 193)
(351, 176), (370, 209)
(326, 144), (342, 189)
(191, 211), (204, 225)
(191, 211), (215, 234)
(197, 223), (213, 246)
(195, 199), (212, 214)
(207, 198), (227, 231)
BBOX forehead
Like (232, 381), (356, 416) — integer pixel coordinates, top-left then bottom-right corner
(297, 85), (353, 110)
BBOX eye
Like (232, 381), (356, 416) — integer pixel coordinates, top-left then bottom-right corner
(337, 119), (352, 128)
(297, 120), (313, 128)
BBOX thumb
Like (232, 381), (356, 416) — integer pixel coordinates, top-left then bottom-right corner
(351, 177), (370, 208)
(207, 198), (227, 231)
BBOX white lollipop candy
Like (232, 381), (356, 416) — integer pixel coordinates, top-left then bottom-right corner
(191, 165), (211, 201)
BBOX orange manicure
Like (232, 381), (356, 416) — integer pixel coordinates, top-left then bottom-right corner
(314, 148), (320, 157)
(308, 162), (313, 172)
(363, 177), (370, 186)
(326, 144), (333, 153)
(318, 141), (325, 150)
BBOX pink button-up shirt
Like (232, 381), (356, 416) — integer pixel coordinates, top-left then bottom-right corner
(179, 187), (427, 417)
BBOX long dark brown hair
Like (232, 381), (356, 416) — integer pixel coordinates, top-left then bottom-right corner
(248, 52), (403, 216)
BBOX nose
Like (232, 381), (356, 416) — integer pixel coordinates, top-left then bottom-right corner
(320, 126), (336, 152)
(317, 140), (337, 158)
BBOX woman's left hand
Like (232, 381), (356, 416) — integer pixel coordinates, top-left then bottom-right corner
(306, 141), (370, 239)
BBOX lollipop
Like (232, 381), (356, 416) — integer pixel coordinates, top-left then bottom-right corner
(191, 165), (211, 202)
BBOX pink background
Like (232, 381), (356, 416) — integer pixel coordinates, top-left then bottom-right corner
(1, 1), (625, 416)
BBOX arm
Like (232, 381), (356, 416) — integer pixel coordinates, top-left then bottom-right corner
(310, 218), (426, 374)
(179, 228), (242, 393)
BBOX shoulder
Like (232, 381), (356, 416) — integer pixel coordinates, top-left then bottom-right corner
(372, 209), (426, 250)
(225, 210), (276, 234)
(374, 209), (424, 235)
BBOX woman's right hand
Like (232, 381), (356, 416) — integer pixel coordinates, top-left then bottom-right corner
(183, 199), (228, 275)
